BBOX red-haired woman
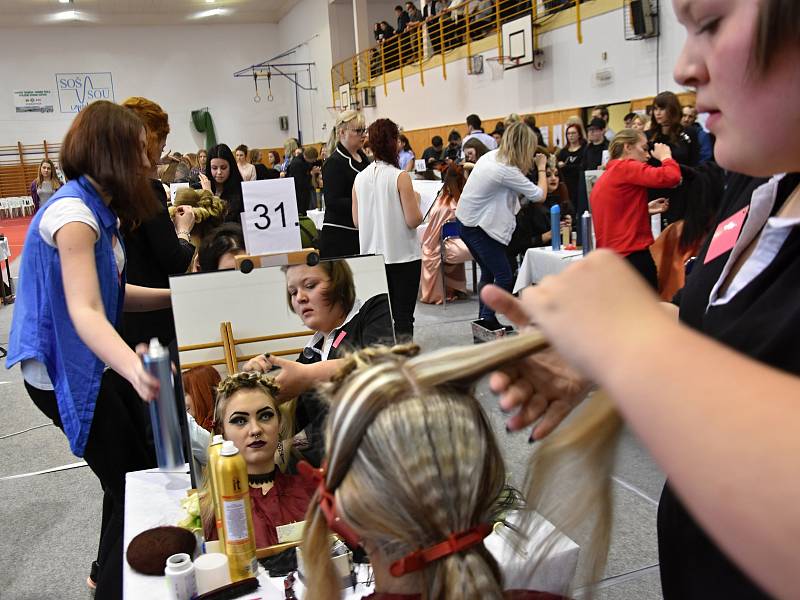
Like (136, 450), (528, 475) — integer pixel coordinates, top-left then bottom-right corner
(353, 118), (423, 341)
(419, 164), (472, 304)
(182, 365), (219, 432)
(7, 100), (170, 597)
(30, 158), (62, 211)
(120, 97), (196, 351)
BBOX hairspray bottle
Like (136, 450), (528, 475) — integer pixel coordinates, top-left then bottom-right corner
(581, 211), (593, 256)
(144, 338), (186, 470)
(215, 441), (258, 582)
(550, 204), (561, 251)
(207, 435), (226, 545)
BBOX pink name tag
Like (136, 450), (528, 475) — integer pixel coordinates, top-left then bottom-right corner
(704, 206), (750, 264)
(332, 330), (348, 349)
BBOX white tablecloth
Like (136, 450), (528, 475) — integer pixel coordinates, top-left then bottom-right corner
(124, 467), (579, 598)
(513, 247), (583, 293)
(306, 209), (325, 230)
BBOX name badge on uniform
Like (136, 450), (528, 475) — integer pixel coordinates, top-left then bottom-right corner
(704, 206), (750, 264)
(332, 330), (348, 349)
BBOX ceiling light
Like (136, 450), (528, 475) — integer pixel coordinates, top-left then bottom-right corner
(58, 0), (72, 4)
(206, 0), (216, 3)
(48, 9), (95, 22)
(190, 7), (230, 18)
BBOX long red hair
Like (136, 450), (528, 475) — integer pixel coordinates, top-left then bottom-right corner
(182, 365), (221, 432)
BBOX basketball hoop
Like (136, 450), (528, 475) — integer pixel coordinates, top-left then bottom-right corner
(485, 55), (521, 80)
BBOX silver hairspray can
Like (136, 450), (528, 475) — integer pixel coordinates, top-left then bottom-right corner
(143, 338), (186, 470)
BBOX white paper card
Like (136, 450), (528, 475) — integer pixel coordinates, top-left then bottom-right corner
(412, 179), (443, 220)
(414, 159), (427, 172)
(540, 126), (549, 147)
(169, 182), (189, 205)
(241, 179), (302, 256)
(553, 124), (563, 148)
(276, 520), (306, 543)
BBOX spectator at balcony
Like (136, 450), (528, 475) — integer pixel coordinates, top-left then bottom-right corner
(444, 130), (463, 162)
(380, 20), (395, 38)
(395, 5), (410, 33)
(463, 114), (497, 150)
(373, 21), (384, 42)
(424, 0), (443, 53)
(406, 1), (423, 23)
(592, 105), (615, 141)
(422, 135), (445, 169)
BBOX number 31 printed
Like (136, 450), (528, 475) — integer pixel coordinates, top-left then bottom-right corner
(253, 202), (287, 230)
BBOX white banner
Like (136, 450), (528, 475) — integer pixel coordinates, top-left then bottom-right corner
(13, 89), (54, 114)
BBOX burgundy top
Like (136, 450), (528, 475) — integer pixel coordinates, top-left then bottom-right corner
(206, 470), (315, 548)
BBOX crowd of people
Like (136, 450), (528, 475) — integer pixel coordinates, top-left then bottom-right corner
(9, 1), (800, 598)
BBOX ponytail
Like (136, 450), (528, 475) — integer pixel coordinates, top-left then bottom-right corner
(325, 109), (364, 158)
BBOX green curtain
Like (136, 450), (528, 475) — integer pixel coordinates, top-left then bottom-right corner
(191, 109), (217, 149)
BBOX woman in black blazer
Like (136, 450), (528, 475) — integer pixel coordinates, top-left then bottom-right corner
(319, 111), (370, 258)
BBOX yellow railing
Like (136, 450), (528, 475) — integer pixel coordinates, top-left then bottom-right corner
(332, 0), (587, 104)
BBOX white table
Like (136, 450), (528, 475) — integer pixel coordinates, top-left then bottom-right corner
(513, 247), (583, 293)
(124, 468), (579, 598)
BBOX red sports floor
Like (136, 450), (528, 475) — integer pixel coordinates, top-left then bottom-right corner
(1, 216), (33, 260)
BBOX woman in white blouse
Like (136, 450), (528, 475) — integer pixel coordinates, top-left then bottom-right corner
(455, 120), (547, 329)
(353, 118), (423, 341)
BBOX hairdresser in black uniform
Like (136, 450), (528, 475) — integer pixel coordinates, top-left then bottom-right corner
(482, 1), (800, 598)
(319, 110), (370, 258)
(243, 259), (393, 465)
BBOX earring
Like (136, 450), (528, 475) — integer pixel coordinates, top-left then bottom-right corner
(277, 440), (285, 465)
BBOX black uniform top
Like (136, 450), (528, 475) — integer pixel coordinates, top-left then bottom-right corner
(286, 155), (314, 216)
(660, 172), (800, 600)
(647, 126), (699, 223)
(422, 145), (444, 168)
(254, 163), (280, 180)
(290, 294), (394, 468)
(582, 139), (609, 171)
(121, 179), (194, 348)
(557, 143), (586, 206)
(321, 143), (370, 229)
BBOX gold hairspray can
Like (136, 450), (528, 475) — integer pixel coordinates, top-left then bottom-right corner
(214, 441), (258, 581)
(206, 434), (225, 545)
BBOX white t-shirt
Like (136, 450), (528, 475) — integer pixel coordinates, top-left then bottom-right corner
(21, 197), (125, 390)
(455, 150), (544, 245)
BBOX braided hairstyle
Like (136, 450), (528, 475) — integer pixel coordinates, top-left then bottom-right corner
(301, 333), (621, 600)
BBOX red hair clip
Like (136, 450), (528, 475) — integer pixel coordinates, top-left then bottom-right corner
(389, 522), (493, 577)
(297, 460), (362, 548)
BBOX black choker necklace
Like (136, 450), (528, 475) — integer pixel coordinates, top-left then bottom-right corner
(248, 469), (277, 495)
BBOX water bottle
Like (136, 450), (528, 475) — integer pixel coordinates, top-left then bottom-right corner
(144, 338), (186, 470)
(581, 211), (593, 256)
(550, 204), (561, 251)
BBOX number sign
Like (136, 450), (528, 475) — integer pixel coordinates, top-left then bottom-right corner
(241, 179), (302, 255)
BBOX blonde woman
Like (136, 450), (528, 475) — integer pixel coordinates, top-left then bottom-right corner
(320, 110), (369, 258)
(300, 340), (568, 600)
(30, 158), (62, 211)
(455, 120), (547, 330)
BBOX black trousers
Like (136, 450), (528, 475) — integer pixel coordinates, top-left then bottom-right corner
(318, 226), (360, 259)
(25, 370), (155, 600)
(625, 248), (658, 290)
(385, 260), (421, 343)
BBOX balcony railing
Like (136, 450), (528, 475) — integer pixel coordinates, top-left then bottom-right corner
(331, 0), (587, 104)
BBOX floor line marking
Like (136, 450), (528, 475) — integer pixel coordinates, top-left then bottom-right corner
(612, 475), (659, 506)
(0, 422), (53, 440)
(0, 461), (88, 481)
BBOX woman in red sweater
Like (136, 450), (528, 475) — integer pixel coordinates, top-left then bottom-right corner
(590, 129), (681, 288)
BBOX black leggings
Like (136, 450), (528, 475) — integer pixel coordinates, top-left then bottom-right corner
(625, 248), (659, 291)
(25, 370), (155, 600)
(385, 260), (422, 343)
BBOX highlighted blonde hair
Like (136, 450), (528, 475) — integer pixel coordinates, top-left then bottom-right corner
(609, 128), (646, 160)
(326, 110), (365, 157)
(497, 121), (538, 174)
(301, 333), (621, 599)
